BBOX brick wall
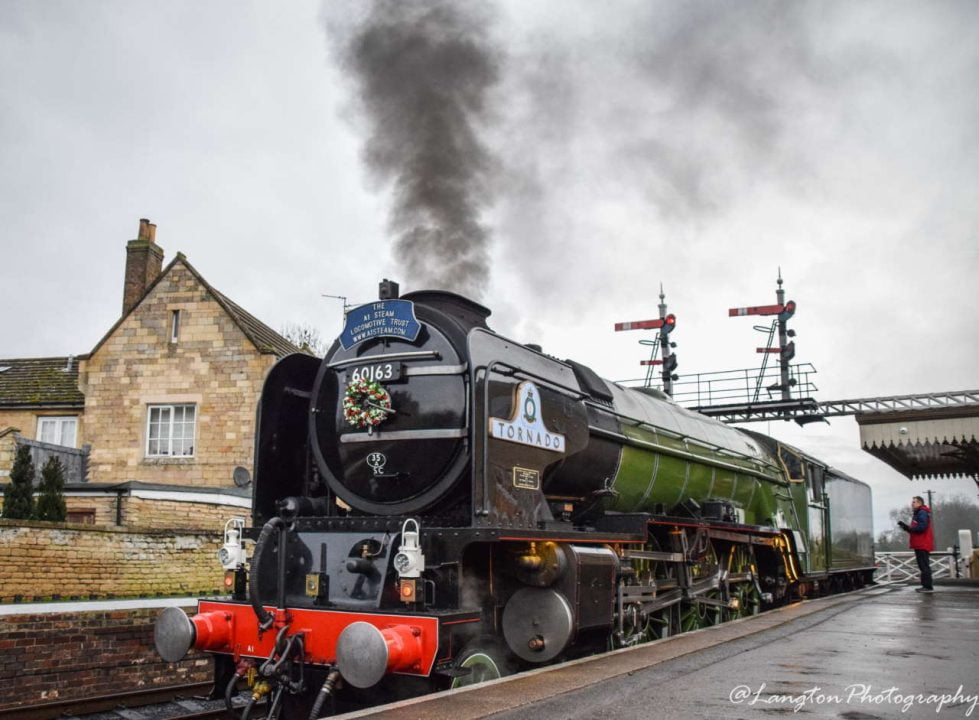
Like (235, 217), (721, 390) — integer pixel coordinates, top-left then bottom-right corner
(1, 492), (249, 531)
(123, 496), (248, 531)
(62, 496), (118, 526)
(0, 606), (212, 711)
(0, 520), (225, 602)
(1, 494), (126, 527)
(79, 261), (276, 489)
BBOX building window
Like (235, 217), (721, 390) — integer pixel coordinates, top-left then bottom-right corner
(146, 404), (196, 457)
(37, 416), (78, 447)
(170, 310), (181, 343)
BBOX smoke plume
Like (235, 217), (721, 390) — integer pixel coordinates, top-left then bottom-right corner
(330, 1), (500, 298)
(486, 1), (837, 324)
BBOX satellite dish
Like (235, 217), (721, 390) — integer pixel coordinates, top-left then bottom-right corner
(232, 466), (252, 488)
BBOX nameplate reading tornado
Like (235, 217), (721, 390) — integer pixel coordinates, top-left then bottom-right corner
(489, 381), (566, 453)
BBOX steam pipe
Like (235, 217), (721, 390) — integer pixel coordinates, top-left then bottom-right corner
(241, 696), (258, 720)
(250, 497), (319, 635)
(308, 669), (341, 720)
(277, 521), (288, 612)
(249, 517), (285, 630)
(224, 671), (242, 714)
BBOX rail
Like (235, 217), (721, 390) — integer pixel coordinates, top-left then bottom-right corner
(0, 682), (215, 720)
(874, 549), (963, 583)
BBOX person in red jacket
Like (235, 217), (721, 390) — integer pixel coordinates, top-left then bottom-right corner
(899, 496), (935, 592)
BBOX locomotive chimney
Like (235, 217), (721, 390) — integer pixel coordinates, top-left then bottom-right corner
(122, 218), (164, 316)
(378, 278), (400, 300)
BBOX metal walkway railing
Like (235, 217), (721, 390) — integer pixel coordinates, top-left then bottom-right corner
(618, 363), (819, 406)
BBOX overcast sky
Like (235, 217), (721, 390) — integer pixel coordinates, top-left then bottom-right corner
(1, 1), (977, 531)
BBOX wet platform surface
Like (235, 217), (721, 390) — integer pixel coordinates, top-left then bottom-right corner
(340, 584), (979, 720)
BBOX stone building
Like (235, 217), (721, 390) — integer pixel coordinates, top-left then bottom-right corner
(0, 219), (300, 529)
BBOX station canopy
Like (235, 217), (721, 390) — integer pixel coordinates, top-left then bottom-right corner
(857, 405), (979, 485)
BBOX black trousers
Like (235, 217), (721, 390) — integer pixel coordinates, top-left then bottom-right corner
(914, 549), (933, 589)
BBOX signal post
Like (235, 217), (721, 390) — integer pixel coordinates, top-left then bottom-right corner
(615, 286), (678, 396)
(729, 272), (797, 403)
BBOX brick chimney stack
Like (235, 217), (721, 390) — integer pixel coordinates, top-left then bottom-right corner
(122, 218), (164, 315)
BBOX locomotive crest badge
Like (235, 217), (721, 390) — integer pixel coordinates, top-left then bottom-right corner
(339, 299), (421, 349)
(489, 381), (566, 453)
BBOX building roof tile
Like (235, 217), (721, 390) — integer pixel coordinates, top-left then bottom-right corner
(209, 288), (301, 357)
(0, 356), (85, 408)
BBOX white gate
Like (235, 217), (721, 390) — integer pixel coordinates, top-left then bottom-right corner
(874, 551), (961, 583)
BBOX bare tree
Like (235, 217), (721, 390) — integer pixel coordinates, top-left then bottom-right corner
(281, 323), (327, 357)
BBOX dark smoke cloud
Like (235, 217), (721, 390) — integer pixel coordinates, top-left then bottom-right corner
(621, 1), (824, 220)
(497, 2), (829, 233)
(328, 1), (500, 298)
(487, 0), (851, 322)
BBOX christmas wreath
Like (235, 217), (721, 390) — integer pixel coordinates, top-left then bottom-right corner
(343, 378), (394, 429)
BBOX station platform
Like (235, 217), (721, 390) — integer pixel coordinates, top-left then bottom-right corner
(0, 596), (198, 616)
(338, 583), (979, 720)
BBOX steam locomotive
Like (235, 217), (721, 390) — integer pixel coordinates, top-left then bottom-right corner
(154, 282), (875, 718)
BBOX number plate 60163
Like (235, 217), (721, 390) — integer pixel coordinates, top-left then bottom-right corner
(348, 363), (402, 383)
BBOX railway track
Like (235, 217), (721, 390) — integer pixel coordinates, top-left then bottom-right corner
(0, 682), (225, 720)
(160, 710), (228, 720)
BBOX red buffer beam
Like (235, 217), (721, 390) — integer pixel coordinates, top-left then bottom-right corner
(640, 359), (664, 366)
(756, 348), (783, 353)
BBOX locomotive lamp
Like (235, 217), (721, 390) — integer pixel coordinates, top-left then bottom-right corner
(217, 517), (247, 571)
(393, 518), (425, 579)
(399, 578), (418, 603)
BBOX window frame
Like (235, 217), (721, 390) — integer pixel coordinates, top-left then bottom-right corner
(145, 403), (197, 458)
(36, 416), (78, 447)
(170, 309), (181, 343)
